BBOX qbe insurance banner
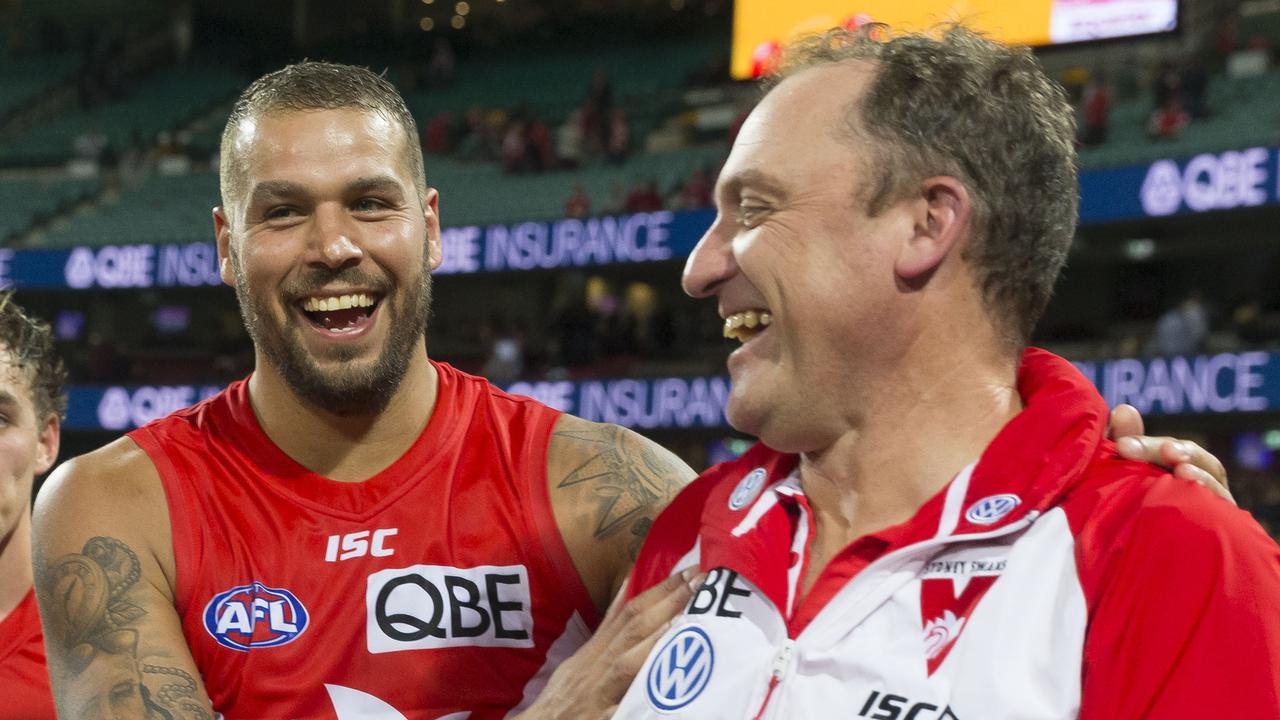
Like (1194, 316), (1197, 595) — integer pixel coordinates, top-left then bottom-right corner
(62, 353), (1280, 432)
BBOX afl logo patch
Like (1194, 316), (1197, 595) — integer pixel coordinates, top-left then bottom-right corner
(728, 468), (767, 511)
(203, 582), (309, 651)
(647, 626), (715, 712)
(965, 494), (1021, 525)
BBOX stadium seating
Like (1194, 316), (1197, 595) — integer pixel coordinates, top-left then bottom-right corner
(0, 51), (79, 119)
(30, 141), (726, 248)
(1078, 68), (1280, 167)
(0, 64), (244, 167)
(0, 175), (98, 243)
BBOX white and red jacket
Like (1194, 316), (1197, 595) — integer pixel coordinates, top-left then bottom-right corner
(618, 349), (1280, 719)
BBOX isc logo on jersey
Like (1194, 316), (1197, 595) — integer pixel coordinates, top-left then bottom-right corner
(203, 582), (309, 651)
(366, 564), (534, 653)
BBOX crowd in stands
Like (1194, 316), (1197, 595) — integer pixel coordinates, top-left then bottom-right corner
(420, 67), (638, 174)
(1067, 12), (1275, 147)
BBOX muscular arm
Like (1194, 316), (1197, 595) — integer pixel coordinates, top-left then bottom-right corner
(32, 439), (214, 720)
(547, 416), (697, 613)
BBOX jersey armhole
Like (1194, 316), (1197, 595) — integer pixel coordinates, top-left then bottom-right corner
(523, 411), (603, 630)
(128, 427), (204, 620)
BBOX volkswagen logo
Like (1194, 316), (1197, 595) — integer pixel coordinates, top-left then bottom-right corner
(646, 626), (715, 711)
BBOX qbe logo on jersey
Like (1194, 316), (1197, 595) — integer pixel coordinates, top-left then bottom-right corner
(203, 582), (309, 651)
(366, 564), (534, 653)
(647, 626), (715, 712)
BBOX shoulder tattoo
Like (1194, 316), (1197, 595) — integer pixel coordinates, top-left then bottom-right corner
(42, 536), (210, 720)
(554, 425), (691, 559)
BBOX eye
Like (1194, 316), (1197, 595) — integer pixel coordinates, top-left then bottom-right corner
(736, 204), (767, 227)
(352, 197), (388, 213)
(264, 206), (300, 220)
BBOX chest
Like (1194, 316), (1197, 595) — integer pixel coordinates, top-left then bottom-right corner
(618, 510), (1088, 720)
(172, 472), (579, 719)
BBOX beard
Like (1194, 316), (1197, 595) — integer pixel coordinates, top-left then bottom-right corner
(232, 252), (432, 417)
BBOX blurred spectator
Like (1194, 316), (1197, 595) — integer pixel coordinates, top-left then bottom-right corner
(424, 112), (455, 155)
(1153, 60), (1181, 110)
(603, 182), (627, 215)
(482, 318), (524, 382)
(564, 184), (592, 218)
(580, 67), (614, 156)
(1148, 96), (1189, 139)
(1149, 290), (1208, 356)
(426, 38), (456, 87)
(1080, 70), (1111, 146)
(501, 119), (528, 174)
(457, 108), (494, 161)
(526, 113), (555, 172)
(606, 108), (630, 164)
(1231, 302), (1280, 346)
(1181, 59), (1209, 119)
(675, 166), (714, 209)
(73, 128), (109, 161)
(557, 109), (585, 169)
(624, 180), (663, 213)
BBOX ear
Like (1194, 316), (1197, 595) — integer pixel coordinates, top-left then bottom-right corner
(423, 187), (444, 272)
(33, 413), (60, 477)
(895, 176), (971, 282)
(213, 206), (236, 287)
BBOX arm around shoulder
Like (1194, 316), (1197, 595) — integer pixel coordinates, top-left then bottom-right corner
(32, 437), (214, 720)
(1079, 480), (1280, 717)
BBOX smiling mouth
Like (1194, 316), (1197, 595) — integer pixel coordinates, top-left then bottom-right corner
(723, 309), (772, 343)
(298, 293), (382, 332)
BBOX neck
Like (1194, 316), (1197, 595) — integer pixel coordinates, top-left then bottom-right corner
(799, 339), (1021, 540)
(247, 347), (439, 482)
(0, 508), (33, 621)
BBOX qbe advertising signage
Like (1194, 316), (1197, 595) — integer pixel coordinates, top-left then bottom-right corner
(1080, 146), (1280, 223)
(63, 353), (1280, 432)
(0, 209), (714, 291)
(4, 148), (1280, 292)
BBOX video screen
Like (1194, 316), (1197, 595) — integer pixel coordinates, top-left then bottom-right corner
(732, 0), (1179, 78)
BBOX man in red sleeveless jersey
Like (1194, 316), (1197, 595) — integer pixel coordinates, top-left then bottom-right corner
(0, 295), (65, 719)
(29, 61), (1232, 720)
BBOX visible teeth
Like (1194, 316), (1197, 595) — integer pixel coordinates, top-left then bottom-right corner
(302, 293), (377, 313)
(722, 309), (772, 342)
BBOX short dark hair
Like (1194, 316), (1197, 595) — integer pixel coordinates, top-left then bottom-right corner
(771, 25), (1078, 348)
(219, 61), (426, 212)
(0, 294), (68, 421)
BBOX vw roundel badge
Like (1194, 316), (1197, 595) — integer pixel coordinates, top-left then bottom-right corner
(647, 625), (715, 712)
(728, 468), (767, 511)
(964, 494), (1021, 526)
(203, 581), (309, 651)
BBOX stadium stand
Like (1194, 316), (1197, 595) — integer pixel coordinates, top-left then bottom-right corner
(0, 63), (244, 167)
(0, 174), (98, 244)
(0, 51), (79, 120)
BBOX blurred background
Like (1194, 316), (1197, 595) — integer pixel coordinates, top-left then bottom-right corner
(1, 0), (1278, 533)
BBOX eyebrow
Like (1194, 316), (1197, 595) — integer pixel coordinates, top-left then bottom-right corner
(246, 180), (309, 207)
(0, 390), (18, 409)
(347, 175), (407, 198)
(720, 169), (789, 202)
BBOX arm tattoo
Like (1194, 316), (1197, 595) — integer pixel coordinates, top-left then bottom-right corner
(554, 425), (689, 559)
(43, 536), (210, 720)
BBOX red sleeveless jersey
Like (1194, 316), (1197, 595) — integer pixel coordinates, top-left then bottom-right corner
(0, 589), (57, 720)
(128, 362), (599, 720)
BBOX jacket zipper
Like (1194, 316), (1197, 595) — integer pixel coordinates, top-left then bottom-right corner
(751, 639), (795, 720)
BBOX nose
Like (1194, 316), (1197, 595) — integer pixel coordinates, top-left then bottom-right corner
(682, 214), (738, 299)
(310, 203), (364, 269)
